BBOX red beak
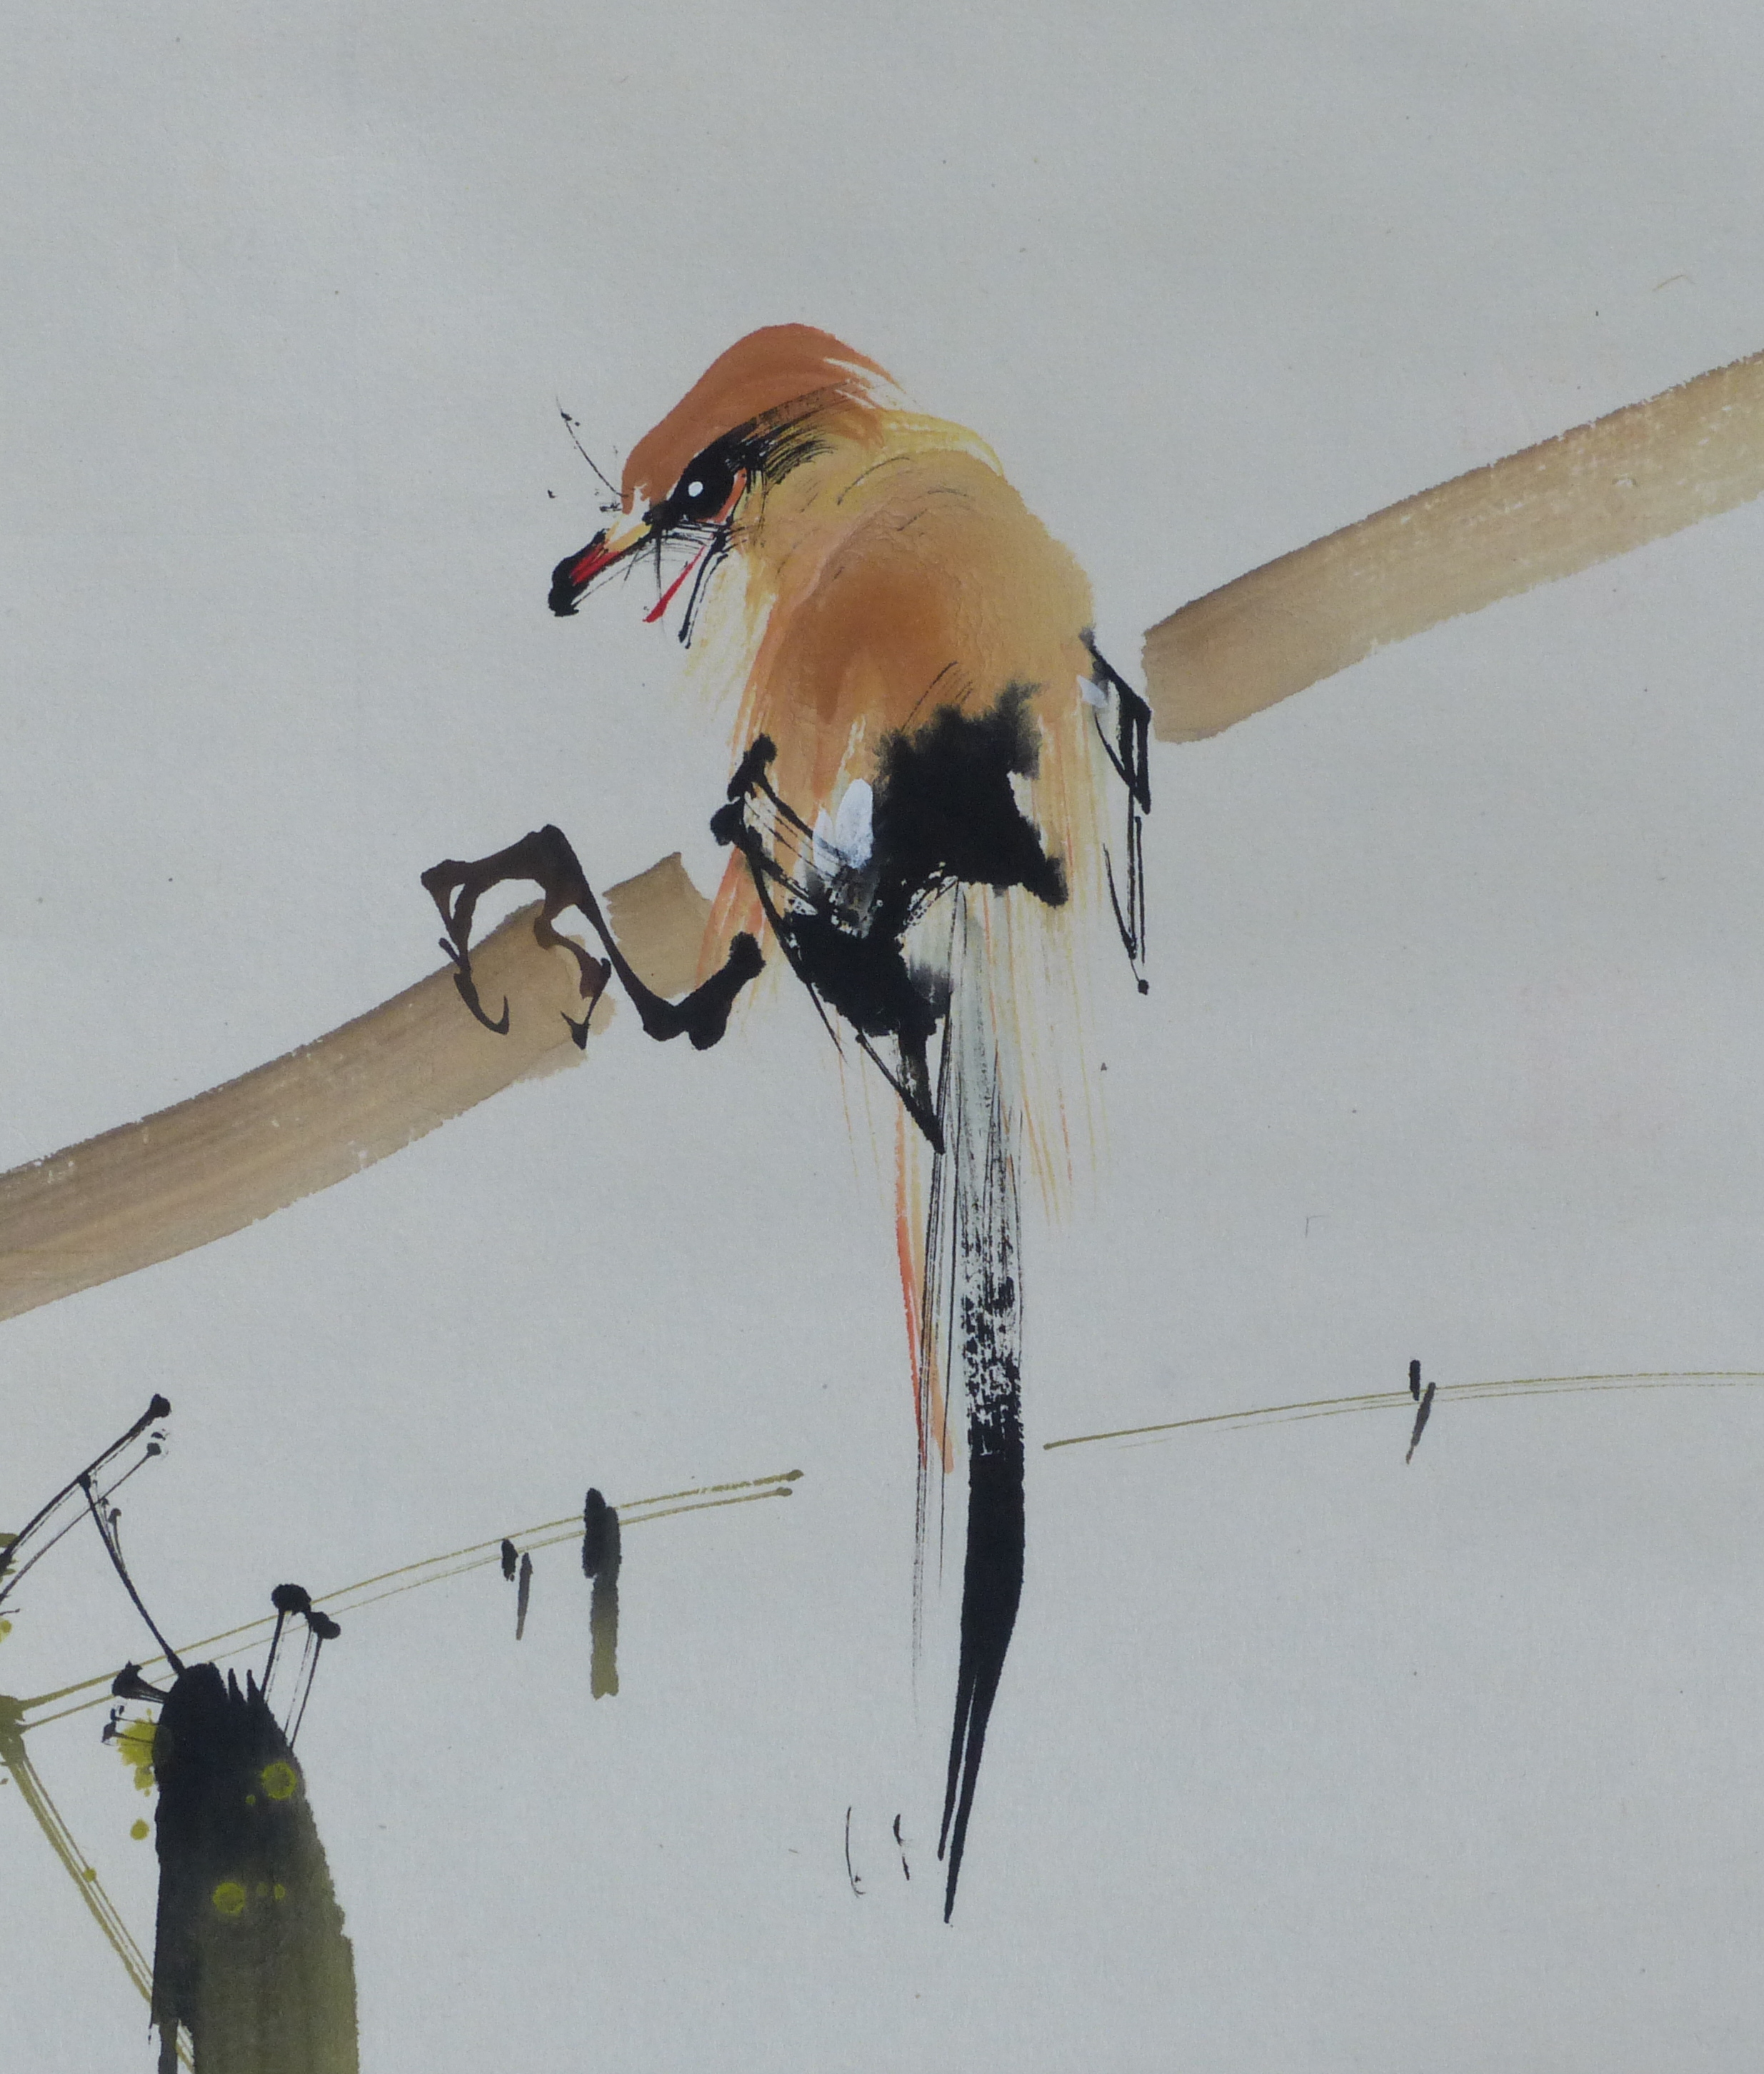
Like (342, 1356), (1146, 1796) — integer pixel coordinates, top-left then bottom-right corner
(549, 531), (625, 616)
(549, 504), (656, 616)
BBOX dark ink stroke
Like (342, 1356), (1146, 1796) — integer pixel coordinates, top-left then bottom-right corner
(151, 1663), (357, 2074)
(844, 1805), (863, 1897)
(81, 1473), (186, 1675)
(931, 1032), (1024, 1922)
(1083, 634), (1153, 993)
(1406, 1380), (1437, 1465)
(70, 1455), (361, 2074)
(581, 1489), (621, 1699)
(0, 1393), (171, 1610)
(515, 1551), (533, 1641)
(263, 1585), (312, 1694)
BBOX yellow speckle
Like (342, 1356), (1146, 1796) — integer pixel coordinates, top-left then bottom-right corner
(113, 1715), (157, 1795)
(130, 1819), (150, 1841)
(259, 1760), (299, 1802)
(245, 1794), (256, 1806)
(272, 1883), (286, 1901)
(0, 1618), (13, 1642)
(211, 1881), (247, 1918)
(82, 1866), (98, 1882)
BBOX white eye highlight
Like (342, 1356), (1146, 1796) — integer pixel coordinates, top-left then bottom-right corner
(813, 778), (875, 877)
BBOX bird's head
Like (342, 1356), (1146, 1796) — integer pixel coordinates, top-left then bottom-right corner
(547, 324), (897, 628)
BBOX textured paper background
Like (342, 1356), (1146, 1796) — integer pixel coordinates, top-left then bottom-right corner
(6, 4), (1764, 2067)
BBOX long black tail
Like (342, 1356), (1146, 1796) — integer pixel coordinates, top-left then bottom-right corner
(933, 1019), (1026, 1922)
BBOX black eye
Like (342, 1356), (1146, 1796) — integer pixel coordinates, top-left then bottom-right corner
(671, 446), (738, 521)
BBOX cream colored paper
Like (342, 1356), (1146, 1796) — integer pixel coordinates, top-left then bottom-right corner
(6, 6), (1764, 2068)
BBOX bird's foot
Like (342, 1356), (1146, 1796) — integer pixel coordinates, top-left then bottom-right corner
(422, 823), (763, 1050)
(421, 825), (611, 1040)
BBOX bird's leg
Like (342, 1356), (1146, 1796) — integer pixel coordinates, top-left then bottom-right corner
(711, 738), (949, 1146)
(709, 735), (820, 904)
(422, 824), (763, 1051)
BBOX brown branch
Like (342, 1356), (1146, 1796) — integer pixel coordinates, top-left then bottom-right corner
(1143, 344), (1764, 741)
(0, 854), (710, 1326)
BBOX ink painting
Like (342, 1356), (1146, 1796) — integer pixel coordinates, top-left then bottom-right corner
(7, 6), (1764, 2069)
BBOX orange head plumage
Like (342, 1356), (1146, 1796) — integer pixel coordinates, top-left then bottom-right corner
(547, 324), (897, 619)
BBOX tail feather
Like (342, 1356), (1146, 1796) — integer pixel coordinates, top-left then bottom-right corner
(938, 1408), (1024, 1919)
(921, 896), (1026, 1920)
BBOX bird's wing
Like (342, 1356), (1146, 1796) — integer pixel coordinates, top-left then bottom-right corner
(700, 444), (1098, 974)
(742, 446), (1095, 811)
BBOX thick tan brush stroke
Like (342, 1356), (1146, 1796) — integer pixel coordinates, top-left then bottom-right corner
(0, 855), (710, 1325)
(1144, 346), (1764, 741)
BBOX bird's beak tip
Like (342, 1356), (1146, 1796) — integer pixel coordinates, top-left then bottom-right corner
(548, 513), (650, 618)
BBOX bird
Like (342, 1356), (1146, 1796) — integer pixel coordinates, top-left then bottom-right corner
(422, 324), (1150, 1918)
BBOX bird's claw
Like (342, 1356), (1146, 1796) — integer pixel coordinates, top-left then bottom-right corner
(423, 856), (515, 1033)
(436, 934), (511, 1035)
